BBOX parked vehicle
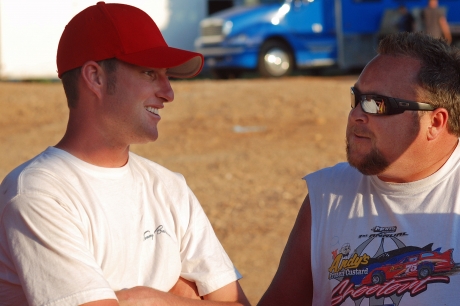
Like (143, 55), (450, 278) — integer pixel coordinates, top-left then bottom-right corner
(195, 0), (460, 78)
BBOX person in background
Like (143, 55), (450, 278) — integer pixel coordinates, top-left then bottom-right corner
(422, 0), (452, 44)
(397, 5), (415, 32)
(258, 32), (460, 305)
(0, 2), (251, 306)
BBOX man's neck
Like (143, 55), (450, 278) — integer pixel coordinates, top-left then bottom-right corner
(377, 138), (459, 183)
(55, 136), (130, 168)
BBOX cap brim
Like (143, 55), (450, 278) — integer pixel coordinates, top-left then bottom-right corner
(117, 46), (203, 78)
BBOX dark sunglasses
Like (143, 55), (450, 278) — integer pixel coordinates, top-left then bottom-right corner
(350, 87), (436, 115)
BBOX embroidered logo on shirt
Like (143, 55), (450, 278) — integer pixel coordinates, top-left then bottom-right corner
(144, 225), (171, 240)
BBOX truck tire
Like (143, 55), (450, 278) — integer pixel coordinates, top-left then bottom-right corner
(258, 40), (293, 77)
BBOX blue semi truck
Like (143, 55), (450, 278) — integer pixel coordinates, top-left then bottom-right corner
(195, 0), (460, 78)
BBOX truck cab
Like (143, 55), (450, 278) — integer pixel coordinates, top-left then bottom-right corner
(195, 0), (460, 78)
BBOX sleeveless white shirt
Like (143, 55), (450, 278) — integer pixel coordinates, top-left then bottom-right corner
(305, 142), (460, 306)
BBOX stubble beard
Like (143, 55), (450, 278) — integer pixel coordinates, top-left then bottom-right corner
(346, 138), (390, 176)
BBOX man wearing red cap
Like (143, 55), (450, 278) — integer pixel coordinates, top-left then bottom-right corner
(0, 2), (250, 306)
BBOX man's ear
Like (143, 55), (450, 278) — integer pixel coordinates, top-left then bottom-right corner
(80, 61), (105, 100)
(427, 108), (449, 140)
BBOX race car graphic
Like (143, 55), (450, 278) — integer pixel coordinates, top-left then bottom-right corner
(346, 243), (455, 286)
(360, 246), (455, 286)
(329, 224), (460, 306)
(330, 242), (460, 306)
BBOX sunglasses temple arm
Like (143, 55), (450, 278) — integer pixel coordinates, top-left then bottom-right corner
(395, 99), (435, 111)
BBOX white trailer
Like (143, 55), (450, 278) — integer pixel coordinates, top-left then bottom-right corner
(0, 0), (206, 80)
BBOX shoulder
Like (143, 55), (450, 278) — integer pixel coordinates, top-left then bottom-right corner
(0, 148), (64, 201)
(303, 163), (364, 206)
(437, 7), (446, 16)
(304, 162), (360, 184)
(0, 148), (92, 217)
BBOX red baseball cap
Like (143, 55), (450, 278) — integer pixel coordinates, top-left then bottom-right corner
(57, 2), (203, 78)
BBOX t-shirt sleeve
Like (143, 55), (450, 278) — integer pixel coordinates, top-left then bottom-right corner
(178, 187), (242, 296)
(0, 191), (116, 306)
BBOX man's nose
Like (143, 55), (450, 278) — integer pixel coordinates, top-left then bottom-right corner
(349, 102), (369, 123)
(156, 75), (174, 103)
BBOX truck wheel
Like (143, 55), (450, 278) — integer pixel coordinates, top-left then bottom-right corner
(258, 41), (293, 77)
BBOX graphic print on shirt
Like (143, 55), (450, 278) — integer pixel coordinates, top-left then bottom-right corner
(328, 225), (459, 306)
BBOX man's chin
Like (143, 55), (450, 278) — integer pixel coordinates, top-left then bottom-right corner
(347, 153), (389, 176)
(132, 134), (159, 145)
(346, 148), (368, 168)
(350, 164), (383, 176)
(346, 142), (388, 175)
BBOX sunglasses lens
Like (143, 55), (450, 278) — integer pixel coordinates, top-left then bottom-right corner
(350, 88), (387, 115)
(361, 95), (386, 114)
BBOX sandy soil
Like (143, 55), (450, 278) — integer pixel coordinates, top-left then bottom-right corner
(0, 74), (358, 304)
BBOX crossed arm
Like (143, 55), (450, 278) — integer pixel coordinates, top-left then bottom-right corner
(79, 194), (315, 306)
(257, 195), (313, 306)
(81, 278), (250, 306)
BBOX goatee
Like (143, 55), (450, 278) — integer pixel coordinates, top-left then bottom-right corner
(346, 139), (389, 175)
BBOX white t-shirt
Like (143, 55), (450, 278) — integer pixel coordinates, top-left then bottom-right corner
(0, 147), (241, 306)
(305, 141), (460, 305)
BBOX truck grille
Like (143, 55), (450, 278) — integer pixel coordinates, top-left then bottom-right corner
(202, 24), (223, 36)
(200, 18), (224, 37)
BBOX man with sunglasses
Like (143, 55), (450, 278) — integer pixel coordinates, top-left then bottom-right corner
(259, 32), (460, 305)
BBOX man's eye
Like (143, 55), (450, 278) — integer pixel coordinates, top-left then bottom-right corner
(144, 71), (156, 78)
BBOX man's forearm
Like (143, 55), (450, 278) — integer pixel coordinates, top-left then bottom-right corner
(116, 286), (250, 306)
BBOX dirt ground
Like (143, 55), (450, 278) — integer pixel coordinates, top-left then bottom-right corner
(0, 74), (358, 304)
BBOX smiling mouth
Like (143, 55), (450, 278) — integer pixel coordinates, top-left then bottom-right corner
(145, 106), (159, 115)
